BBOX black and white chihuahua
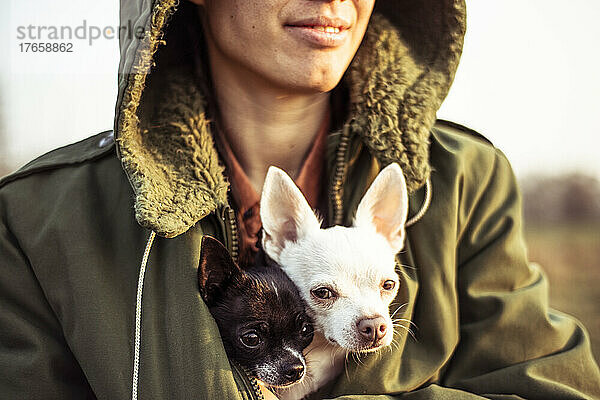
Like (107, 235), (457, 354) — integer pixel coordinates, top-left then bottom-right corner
(198, 235), (314, 389)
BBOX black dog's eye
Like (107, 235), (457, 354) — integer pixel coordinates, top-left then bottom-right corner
(240, 330), (261, 348)
(382, 280), (396, 291)
(300, 322), (313, 337)
(311, 287), (335, 300)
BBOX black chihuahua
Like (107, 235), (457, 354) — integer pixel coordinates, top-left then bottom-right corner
(198, 235), (314, 388)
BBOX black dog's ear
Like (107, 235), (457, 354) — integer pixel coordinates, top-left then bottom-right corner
(198, 236), (243, 304)
(254, 230), (281, 270)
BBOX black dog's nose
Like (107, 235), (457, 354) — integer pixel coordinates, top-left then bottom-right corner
(357, 317), (387, 342)
(283, 364), (305, 382)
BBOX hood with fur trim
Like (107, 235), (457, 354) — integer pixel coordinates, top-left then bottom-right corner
(114, 0), (466, 238)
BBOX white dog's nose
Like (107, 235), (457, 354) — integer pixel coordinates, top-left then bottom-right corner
(357, 317), (387, 342)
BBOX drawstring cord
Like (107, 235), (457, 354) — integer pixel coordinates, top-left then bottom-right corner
(406, 177), (432, 227)
(131, 231), (157, 400)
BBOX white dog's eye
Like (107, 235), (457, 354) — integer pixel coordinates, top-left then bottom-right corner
(311, 287), (335, 300)
(382, 280), (396, 291)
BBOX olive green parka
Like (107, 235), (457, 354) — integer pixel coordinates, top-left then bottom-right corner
(1, 0), (599, 399)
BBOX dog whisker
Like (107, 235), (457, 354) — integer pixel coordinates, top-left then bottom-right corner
(344, 352), (350, 381)
(392, 317), (418, 329)
(392, 333), (407, 349)
(355, 352), (362, 367)
(392, 323), (418, 341)
(331, 346), (343, 367)
(392, 319), (418, 330)
(392, 321), (419, 337)
(397, 262), (416, 270)
(390, 303), (409, 319)
(353, 351), (367, 367)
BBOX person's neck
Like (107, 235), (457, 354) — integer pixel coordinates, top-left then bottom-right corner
(209, 60), (330, 195)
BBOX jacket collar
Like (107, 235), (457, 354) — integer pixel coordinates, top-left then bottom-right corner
(114, 5), (465, 238)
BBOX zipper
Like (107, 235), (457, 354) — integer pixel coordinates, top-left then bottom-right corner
(232, 363), (265, 400)
(221, 205), (240, 263)
(330, 124), (352, 225)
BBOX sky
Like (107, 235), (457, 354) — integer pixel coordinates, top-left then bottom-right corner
(1, 0), (599, 179)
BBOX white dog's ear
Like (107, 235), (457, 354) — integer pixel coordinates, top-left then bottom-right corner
(260, 166), (321, 260)
(354, 163), (409, 253)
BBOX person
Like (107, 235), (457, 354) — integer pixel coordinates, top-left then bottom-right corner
(0, 0), (599, 399)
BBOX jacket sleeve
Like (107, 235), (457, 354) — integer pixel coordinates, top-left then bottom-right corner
(0, 212), (95, 398)
(439, 149), (600, 397)
(330, 149), (600, 399)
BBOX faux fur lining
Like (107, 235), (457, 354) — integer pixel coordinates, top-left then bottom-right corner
(348, 11), (464, 193)
(119, 71), (228, 238)
(114, 1), (466, 238)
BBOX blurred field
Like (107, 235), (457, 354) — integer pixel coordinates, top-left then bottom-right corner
(524, 222), (600, 363)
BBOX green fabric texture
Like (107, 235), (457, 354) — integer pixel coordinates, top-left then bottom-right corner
(1, 0), (600, 398)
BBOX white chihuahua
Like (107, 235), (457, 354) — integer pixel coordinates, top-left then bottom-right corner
(260, 163), (409, 399)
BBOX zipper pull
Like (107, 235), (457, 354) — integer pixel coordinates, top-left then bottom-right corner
(220, 205), (240, 263)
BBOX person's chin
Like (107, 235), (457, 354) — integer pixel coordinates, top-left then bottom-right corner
(292, 64), (347, 93)
(288, 76), (343, 95)
(259, 58), (346, 94)
(309, 73), (346, 93)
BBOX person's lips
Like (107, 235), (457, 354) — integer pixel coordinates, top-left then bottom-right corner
(285, 16), (351, 47)
(287, 16), (351, 31)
